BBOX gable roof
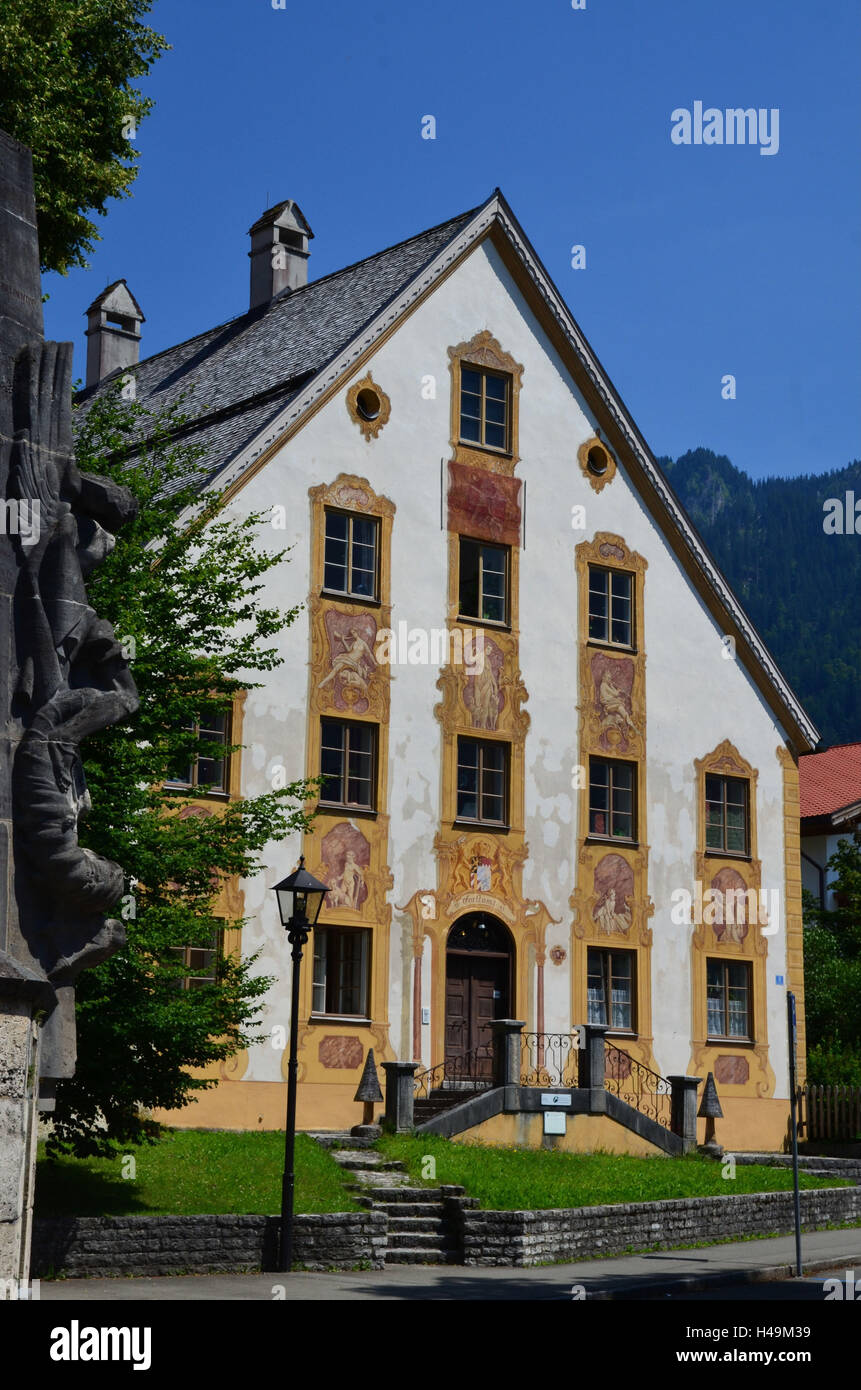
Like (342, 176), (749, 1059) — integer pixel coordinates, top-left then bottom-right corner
(76, 204), (479, 494)
(800, 743), (861, 822)
(78, 190), (819, 752)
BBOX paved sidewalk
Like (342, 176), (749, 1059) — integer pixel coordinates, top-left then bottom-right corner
(39, 1227), (861, 1301)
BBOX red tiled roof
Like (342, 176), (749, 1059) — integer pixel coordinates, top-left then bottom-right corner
(799, 742), (861, 819)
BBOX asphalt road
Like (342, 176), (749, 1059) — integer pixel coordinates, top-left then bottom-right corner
(37, 1227), (861, 1301)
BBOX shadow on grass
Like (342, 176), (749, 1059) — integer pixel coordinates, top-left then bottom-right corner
(35, 1160), (153, 1218)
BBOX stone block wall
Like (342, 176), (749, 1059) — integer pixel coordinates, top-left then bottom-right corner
(454, 1186), (861, 1267)
(31, 1211), (387, 1277)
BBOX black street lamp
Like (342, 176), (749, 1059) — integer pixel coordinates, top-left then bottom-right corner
(272, 855), (328, 1272)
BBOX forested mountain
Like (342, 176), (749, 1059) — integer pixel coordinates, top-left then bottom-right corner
(657, 449), (861, 748)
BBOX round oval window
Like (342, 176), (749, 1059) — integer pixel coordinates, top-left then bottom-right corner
(587, 445), (608, 476)
(356, 387), (381, 421)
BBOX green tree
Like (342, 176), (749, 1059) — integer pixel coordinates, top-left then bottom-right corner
(802, 830), (861, 1084)
(0, 0), (168, 274)
(48, 385), (317, 1157)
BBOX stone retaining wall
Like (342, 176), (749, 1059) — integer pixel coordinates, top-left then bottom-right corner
(31, 1211), (387, 1277)
(31, 1186), (861, 1276)
(451, 1186), (861, 1267)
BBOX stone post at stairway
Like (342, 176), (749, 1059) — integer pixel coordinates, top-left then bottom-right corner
(382, 1061), (418, 1132)
(490, 1019), (525, 1088)
(578, 1024), (608, 1091)
(668, 1075), (703, 1153)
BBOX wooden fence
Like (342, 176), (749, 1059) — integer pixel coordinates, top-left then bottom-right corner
(797, 1085), (861, 1141)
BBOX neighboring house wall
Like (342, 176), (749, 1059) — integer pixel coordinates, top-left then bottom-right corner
(155, 238), (802, 1150)
(802, 829), (857, 912)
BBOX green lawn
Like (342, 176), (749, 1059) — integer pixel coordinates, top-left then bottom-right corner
(35, 1130), (361, 1217)
(36, 1128), (851, 1221)
(377, 1133), (852, 1210)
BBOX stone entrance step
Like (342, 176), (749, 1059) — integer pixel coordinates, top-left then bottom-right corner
(384, 1248), (458, 1265)
(331, 1152), (406, 1174)
(310, 1133), (474, 1266)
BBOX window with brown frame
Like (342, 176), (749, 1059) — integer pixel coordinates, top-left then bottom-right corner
(705, 774), (749, 856)
(588, 565), (634, 648)
(589, 757), (636, 841)
(456, 737), (509, 826)
(707, 958), (752, 1040)
(323, 508), (379, 600)
(171, 928), (222, 990)
(458, 537), (509, 625)
(312, 927), (371, 1017)
(459, 365), (510, 451)
(165, 707), (231, 794)
(587, 947), (636, 1031)
(320, 718), (377, 810)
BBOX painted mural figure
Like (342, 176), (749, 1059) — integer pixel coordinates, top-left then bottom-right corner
(318, 627), (376, 699)
(594, 887), (631, 936)
(469, 853), (493, 892)
(597, 666), (637, 739)
(327, 849), (365, 909)
(470, 655), (500, 731)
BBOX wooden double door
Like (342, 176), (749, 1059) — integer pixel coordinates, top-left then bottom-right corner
(444, 915), (512, 1078)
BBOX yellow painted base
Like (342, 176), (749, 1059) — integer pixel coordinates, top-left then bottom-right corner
(451, 1111), (669, 1157)
(153, 1078), (794, 1154)
(697, 1099), (792, 1154)
(446, 1099), (794, 1156)
(152, 1081), (379, 1134)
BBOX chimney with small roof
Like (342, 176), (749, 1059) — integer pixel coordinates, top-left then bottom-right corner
(248, 200), (313, 308)
(84, 280), (144, 387)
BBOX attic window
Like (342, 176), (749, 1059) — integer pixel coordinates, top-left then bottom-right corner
(346, 373), (391, 440)
(587, 445), (609, 476)
(356, 387), (381, 422)
(578, 434), (618, 493)
(459, 366), (510, 452)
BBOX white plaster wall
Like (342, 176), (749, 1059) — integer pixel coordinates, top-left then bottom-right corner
(802, 830), (852, 913)
(218, 239), (794, 1095)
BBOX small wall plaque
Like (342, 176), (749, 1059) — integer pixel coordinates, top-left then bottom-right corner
(543, 1111), (567, 1135)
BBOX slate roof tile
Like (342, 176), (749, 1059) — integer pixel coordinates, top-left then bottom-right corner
(76, 204), (480, 490)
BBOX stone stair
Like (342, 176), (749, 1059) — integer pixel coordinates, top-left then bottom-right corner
(413, 1086), (487, 1128)
(353, 1183), (478, 1265)
(736, 1153), (861, 1182)
(311, 1135), (476, 1265)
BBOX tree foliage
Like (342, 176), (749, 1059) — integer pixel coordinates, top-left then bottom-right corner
(802, 832), (861, 1084)
(660, 448), (861, 746)
(0, 0), (169, 273)
(48, 386), (316, 1156)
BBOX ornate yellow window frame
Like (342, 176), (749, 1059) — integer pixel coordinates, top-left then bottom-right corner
(290, 474), (397, 1077)
(169, 690), (249, 1085)
(688, 739), (774, 1098)
(571, 533), (656, 1072)
(448, 330), (524, 475)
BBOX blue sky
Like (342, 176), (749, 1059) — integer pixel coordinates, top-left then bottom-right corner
(43, 0), (860, 481)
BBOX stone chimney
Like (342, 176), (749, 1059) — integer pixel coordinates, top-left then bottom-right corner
(248, 200), (313, 308)
(84, 280), (144, 388)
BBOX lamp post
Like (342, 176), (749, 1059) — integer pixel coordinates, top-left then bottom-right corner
(272, 855), (328, 1273)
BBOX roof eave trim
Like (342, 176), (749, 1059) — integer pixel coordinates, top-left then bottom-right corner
(488, 195), (818, 751)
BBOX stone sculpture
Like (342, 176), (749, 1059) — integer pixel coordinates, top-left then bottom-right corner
(0, 128), (138, 1284)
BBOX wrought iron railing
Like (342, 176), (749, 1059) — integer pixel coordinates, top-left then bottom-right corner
(413, 1042), (495, 1100)
(604, 1040), (672, 1128)
(520, 1032), (582, 1088)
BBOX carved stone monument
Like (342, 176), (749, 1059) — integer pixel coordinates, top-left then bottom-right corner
(0, 129), (139, 1288)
